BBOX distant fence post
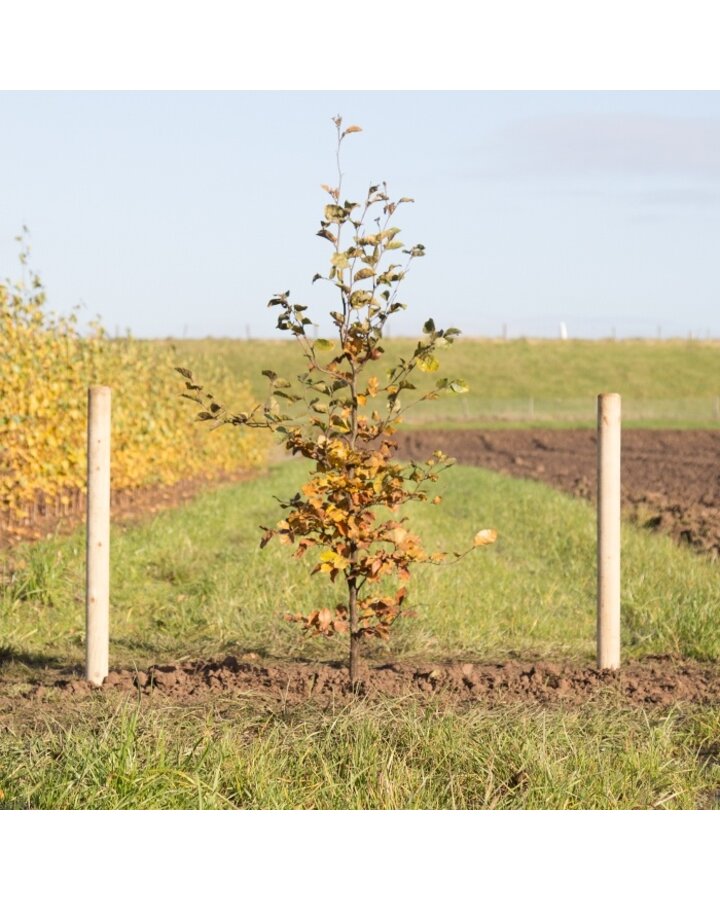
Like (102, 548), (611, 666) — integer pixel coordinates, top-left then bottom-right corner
(86, 386), (111, 685)
(597, 393), (621, 670)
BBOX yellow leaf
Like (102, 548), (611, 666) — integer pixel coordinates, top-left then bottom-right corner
(389, 527), (408, 545)
(331, 252), (349, 270)
(325, 205), (348, 224)
(473, 528), (497, 547)
(349, 290), (373, 308)
(319, 549), (349, 570)
(416, 355), (439, 373)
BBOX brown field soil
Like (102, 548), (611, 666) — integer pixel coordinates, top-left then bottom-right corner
(395, 428), (720, 557)
(4, 654), (720, 711)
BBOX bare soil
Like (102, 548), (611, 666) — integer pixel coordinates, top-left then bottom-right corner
(4, 654), (719, 710)
(395, 429), (720, 557)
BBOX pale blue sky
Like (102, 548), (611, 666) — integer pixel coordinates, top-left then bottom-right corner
(2, 90), (719, 339)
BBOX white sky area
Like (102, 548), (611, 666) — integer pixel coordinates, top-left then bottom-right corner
(1, 90), (719, 340)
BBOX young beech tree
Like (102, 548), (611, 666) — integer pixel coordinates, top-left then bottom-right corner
(178, 117), (496, 684)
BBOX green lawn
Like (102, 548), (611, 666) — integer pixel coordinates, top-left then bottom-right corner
(2, 696), (718, 810)
(2, 462), (719, 809)
(168, 337), (720, 428)
(4, 462), (719, 666)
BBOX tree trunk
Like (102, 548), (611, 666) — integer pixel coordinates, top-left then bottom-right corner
(348, 577), (360, 687)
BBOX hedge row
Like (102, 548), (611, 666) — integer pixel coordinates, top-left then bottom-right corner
(1, 270), (269, 530)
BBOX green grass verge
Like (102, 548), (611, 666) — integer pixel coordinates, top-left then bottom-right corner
(2, 698), (718, 809)
(168, 337), (720, 428)
(3, 462), (719, 668)
(3, 463), (720, 809)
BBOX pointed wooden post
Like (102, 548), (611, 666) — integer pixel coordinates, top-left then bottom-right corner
(86, 386), (111, 685)
(597, 392), (621, 669)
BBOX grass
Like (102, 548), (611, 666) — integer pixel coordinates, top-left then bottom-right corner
(2, 697), (719, 810)
(169, 337), (720, 428)
(2, 462), (720, 809)
(3, 462), (720, 668)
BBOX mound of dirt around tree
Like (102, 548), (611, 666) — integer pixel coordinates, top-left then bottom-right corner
(32, 655), (720, 708)
(394, 429), (720, 557)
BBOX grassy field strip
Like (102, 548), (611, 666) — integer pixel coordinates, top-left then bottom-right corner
(2, 462), (720, 809)
(172, 337), (720, 428)
(2, 698), (719, 809)
(3, 461), (720, 670)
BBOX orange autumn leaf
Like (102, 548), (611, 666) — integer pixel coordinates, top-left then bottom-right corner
(473, 528), (498, 547)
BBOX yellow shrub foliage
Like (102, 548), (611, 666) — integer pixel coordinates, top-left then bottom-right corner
(0, 269), (269, 525)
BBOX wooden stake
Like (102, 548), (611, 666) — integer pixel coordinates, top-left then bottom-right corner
(597, 393), (621, 669)
(86, 386), (111, 685)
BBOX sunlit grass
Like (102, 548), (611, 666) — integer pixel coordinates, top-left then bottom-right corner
(170, 337), (720, 428)
(2, 462), (719, 672)
(3, 463), (720, 810)
(1, 697), (718, 810)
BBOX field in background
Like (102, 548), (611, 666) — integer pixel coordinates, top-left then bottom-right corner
(171, 337), (720, 428)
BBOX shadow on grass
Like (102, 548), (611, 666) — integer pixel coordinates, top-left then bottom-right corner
(0, 644), (81, 673)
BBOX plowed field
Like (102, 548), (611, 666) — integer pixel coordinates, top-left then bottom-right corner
(395, 429), (720, 557)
